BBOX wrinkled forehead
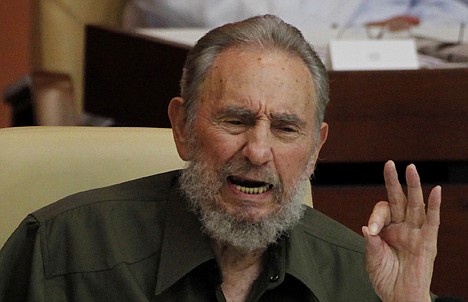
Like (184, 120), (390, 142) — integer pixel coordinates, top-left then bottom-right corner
(199, 45), (316, 112)
(208, 44), (311, 74)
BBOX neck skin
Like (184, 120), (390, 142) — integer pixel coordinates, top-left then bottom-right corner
(211, 240), (265, 302)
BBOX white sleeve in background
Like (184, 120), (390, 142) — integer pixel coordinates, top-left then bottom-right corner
(352, 0), (468, 25)
(123, 0), (365, 30)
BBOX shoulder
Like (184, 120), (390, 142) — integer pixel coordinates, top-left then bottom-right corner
(296, 207), (366, 254)
(28, 170), (182, 277)
(32, 170), (180, 222)
(287, 208), (378, 300)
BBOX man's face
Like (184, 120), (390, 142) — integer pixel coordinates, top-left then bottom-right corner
(182, 46), (327, 224)
(171, 45), (328, 251)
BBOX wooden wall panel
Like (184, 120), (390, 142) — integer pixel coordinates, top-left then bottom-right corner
(0, 0), (31, 128)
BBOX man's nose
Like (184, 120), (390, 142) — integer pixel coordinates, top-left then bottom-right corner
(241, 125), (273, 166)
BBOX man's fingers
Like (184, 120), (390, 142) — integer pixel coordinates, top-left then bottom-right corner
(367, 201), (392, 235)
(384, 160), (406, 223)
(425, 186), (442, 230)
(405, 164), (426, 228)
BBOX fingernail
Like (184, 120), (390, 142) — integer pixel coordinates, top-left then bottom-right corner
(370, 223), (379, 235)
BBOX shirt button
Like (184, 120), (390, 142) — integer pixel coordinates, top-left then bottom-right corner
(269, 274), (279, 283)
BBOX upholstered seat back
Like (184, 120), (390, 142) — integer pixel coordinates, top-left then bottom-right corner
(0, 126), (312, 247)
(0, 127), (183, 246)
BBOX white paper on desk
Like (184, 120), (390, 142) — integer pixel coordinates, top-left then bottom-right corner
(412, 24), (466, 44)
(329, 40), (419, 71)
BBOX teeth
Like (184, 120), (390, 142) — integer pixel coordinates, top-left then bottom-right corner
(234, 184), (271, 194)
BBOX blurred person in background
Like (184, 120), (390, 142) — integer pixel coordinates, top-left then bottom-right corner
(123, 0), (468, 32)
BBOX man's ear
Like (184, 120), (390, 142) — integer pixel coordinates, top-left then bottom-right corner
(307, 122), (329, 175)
(318, 122), (329, 151)
(168, 97), (192, 161)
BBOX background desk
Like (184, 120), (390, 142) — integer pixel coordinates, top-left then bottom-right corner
(84, 25), (468, 298)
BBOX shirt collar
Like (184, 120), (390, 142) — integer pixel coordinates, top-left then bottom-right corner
(154, 181), (216, 296)
(154, 177), (330, 301)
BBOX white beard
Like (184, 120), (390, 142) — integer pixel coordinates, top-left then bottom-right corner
(179, 151), (312, 253)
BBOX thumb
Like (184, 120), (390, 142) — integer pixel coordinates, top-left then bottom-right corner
(362, 226), (384, 258)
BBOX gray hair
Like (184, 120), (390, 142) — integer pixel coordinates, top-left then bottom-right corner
(180, 14), (329, 131)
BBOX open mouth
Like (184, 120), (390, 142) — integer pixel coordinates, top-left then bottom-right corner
(228, 176), (273, 195)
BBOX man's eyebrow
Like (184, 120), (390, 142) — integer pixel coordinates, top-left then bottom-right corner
(218, 106), (257, 120)
(270, 112), (307, 127)
(218, 106), (307, 127)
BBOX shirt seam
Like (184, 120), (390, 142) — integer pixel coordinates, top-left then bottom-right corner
(42, 251), (160, 279)
(301, 229), (366, 254)
(31, 197), (166, 223)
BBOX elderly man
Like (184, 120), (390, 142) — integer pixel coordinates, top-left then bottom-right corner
(0, 15), (443, 301)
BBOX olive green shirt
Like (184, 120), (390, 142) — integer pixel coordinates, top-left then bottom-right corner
(0, 170), (382, 301)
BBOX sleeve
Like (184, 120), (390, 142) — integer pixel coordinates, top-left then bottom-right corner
(0, 216), (46, 301)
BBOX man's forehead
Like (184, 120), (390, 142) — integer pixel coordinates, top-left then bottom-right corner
(213, 45), (304, 66)
(203, 46), (314, 92)
(196, 44), (317, 118)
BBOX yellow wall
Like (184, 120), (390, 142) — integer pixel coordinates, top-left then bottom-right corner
(31, 0), (127, 112)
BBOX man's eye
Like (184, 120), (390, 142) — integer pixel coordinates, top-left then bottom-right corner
(275, 125), (298, 134)
(280, 126), (296, 133)
(219, 119), (248, 134)
(226, 120), (244, 126)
